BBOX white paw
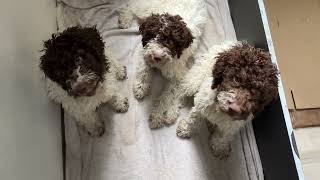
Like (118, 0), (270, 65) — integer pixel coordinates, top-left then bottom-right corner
(163, 109), (178, 126)
(133, 84), (150, 100)
(114, 97), (129, 113)
(209, 142), (231, 160)
(149, 113), (165, 129)
(176, 119), (192, 139)
(116, 65), (127, 81)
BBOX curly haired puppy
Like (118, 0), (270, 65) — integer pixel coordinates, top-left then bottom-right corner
(40, 26), (129, 137)
(176, 41), (278, 159)
(118, 0), (207, 128)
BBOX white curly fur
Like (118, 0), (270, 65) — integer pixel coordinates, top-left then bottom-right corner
(119, 0), (207, 128)
(176, 41), (254, 159)
(43, 49), (128, 137)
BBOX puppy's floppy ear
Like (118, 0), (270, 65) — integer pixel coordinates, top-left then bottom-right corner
(211, 57), (225, 89)
(211, 42), (246, 90)
(138, 14), (162, 47)
(254, 49), (279, 105)
(171, 14), (194, 45)
(167, 14), (194, 58)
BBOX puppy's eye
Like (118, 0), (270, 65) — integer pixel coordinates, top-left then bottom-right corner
(77, 49), (85, 54)
(79, 86), (87, 92)
(66, 80), (72, 86)
(228, 108), (238, 116)
(79, 66), (87, 74)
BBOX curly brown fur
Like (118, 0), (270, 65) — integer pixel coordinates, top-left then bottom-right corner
(212, 42), (278, 115)
(139, 13), (194, 58)
(40, 26), (109, 92)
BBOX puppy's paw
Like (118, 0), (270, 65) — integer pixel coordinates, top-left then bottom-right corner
(118, 9), (133, 29)
(163, 109), (178, 126)
(133, 84), (150, 100)
(210, 146), (231, 160)
(209, 142), (231, 160)
(86, 121), (105, 137)
(113, 97), (129, 113)
(176, 119), (192, 139)
(149, 113), (165, 129)
(116, 65), (127, 81)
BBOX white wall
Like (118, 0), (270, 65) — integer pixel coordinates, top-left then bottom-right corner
(0, 1), (63, 180)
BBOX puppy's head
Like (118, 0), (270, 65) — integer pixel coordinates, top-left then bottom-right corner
(40, 26), (108, 98)
(212, 42), (278, 120)
(139, 13), (194, 65)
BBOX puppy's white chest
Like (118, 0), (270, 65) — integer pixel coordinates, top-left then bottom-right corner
(149, 59), (187, 81)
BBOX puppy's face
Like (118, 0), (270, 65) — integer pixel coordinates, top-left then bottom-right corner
(40, 26), (107, 98)
(216, 88), (253, 120)
(139, 13), (194, 65)
(212, 42), (278, 120)
(65, 51), (101, 97)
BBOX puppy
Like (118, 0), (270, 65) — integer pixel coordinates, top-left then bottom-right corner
(118, 0), (207, 128)
(40, 26), (129, 137)
(176, 41), (278, 159)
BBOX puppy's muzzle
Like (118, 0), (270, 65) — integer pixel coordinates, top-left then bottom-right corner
(216, 90), (250, 120)
(68, 80), (98, 97)
(149, 49), (166, 63)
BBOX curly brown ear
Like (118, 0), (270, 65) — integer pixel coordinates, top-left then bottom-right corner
(257, 56), (279, 106)
(211, 42), (250, 90)
(138, 14), (162, 47)
(211, 57), (226, 89)
(169, 15), (194, 58)
(138, 18), (147, 46)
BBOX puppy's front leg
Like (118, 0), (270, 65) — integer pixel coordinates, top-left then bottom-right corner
(176, 107), (203, 138)
(180, 57), (214, 99)
(133, 60), (152, 100)
(108, 91), (129, 113)
(149, 81), (180, 129)
(208, 122), (245, 159)
(105, 49), (127, 81)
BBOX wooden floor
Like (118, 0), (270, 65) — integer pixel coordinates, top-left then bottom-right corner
(291, 109), (320, 180)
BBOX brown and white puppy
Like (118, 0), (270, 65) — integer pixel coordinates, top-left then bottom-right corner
(212, 42), (278, 119)
(40, 26), (128, 137)
(118, 0), (207, 128)
(176, 41), (278, 159)
(139, 13), (194, 67)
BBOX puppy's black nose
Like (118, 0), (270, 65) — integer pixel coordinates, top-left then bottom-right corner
(152, 49), (164, 62)
(226, 101), (247, 120)
(228, 102), (242, 114)
(154, 57), (161, 62)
